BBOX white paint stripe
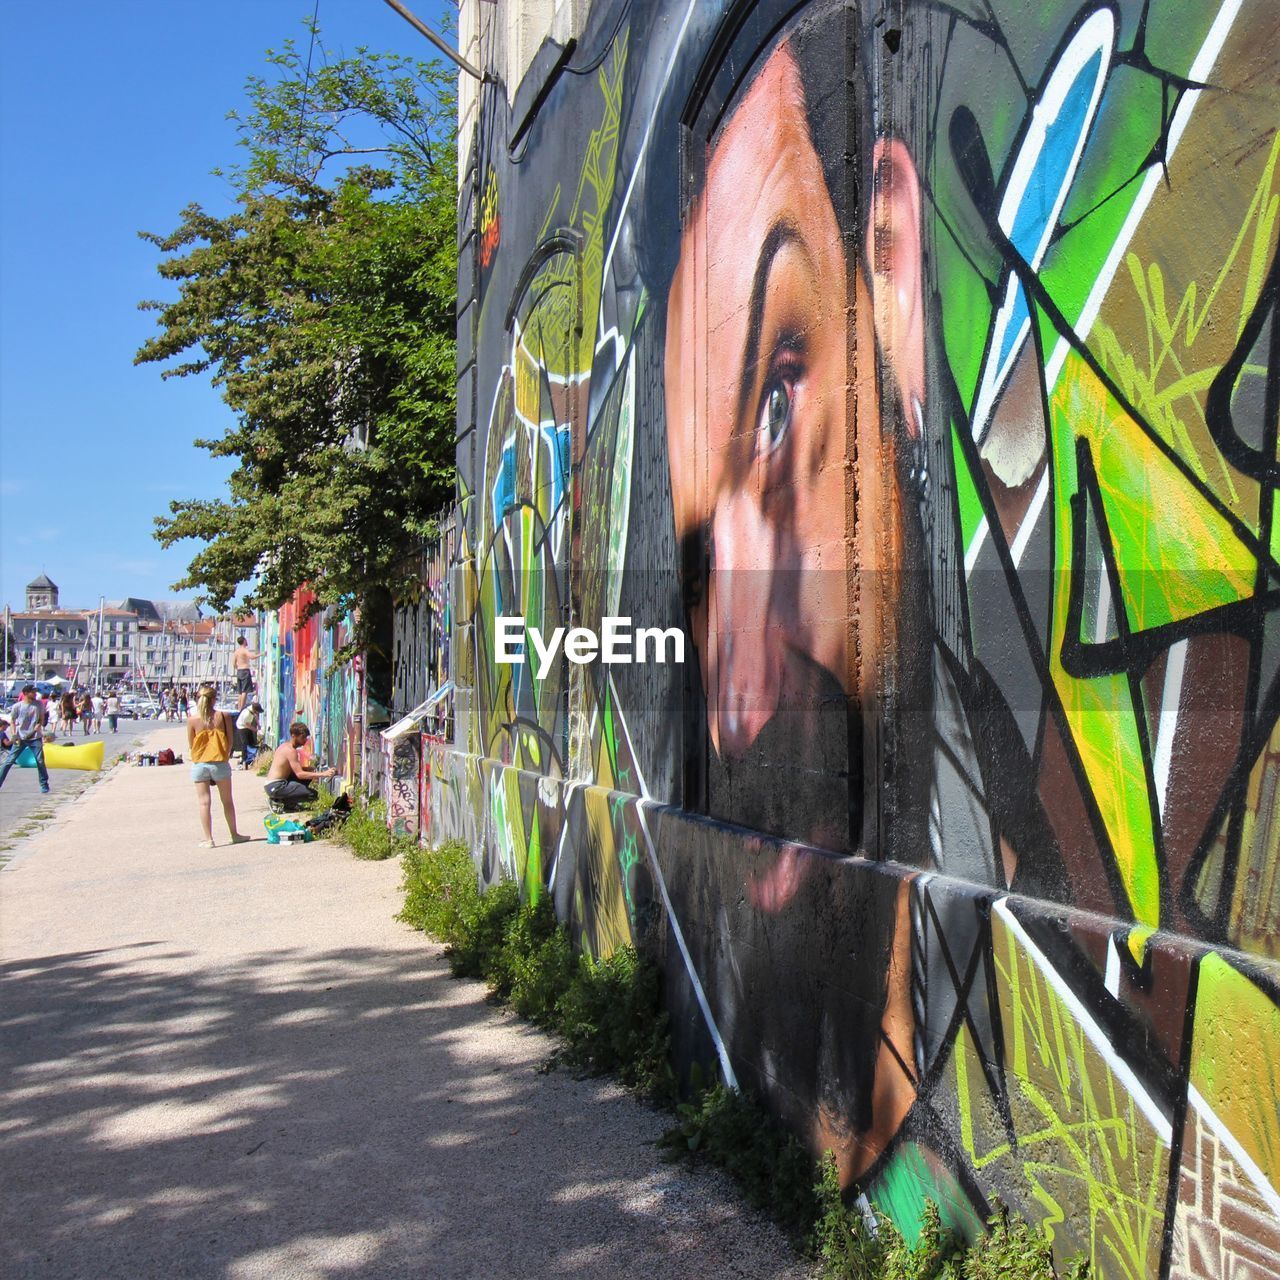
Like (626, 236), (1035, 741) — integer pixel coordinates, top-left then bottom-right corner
(1010, 470), (1050, 568)
(1188, 1083), (1280, 1220)
(993, 898), (1173, 1144)
(995, 9), (1116, 259)
(637, 798), (738, 1090)
(599, 0), (699, 306)
(1043, 0), (1243, 391)
(1094, 562), (1112, 646)
(607, 673), (649, 800)
(1104, 935), (1121, 997)
(964, 515), (990, 576)
(962, 461), (1047, 578)
(973, 9), (1116, 443)
(545, 778), (583, 893)
(1152, 638), (1188, 817)
(563, 682), (735, 1086)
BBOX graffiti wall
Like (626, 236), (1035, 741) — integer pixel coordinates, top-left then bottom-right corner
(390, 511), (458, 719)
(427, 0), (1280, 1272)
(261, 588), (362, 785)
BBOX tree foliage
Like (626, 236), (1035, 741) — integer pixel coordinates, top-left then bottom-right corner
(137, 26), (457, 656)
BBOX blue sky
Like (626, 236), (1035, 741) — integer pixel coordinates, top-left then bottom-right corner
(0, 0), (452, 614)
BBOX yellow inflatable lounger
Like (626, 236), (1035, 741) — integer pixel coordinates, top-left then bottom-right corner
(17, 740), (105, 771)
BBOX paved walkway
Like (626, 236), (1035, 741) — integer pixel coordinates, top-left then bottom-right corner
(1, 727), (809, 1279)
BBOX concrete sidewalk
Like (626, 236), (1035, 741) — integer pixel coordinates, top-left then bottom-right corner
(1, 727), (809, 1279)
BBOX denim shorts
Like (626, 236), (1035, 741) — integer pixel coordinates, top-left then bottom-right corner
(191, 760), (232, 783)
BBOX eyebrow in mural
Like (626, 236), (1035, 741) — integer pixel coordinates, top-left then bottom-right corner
(735, 217), (805, 434)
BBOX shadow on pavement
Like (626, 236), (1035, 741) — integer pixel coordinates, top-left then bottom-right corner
(1, 941), (775, 1279)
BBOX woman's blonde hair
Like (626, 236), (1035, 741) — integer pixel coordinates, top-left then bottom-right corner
(195, 684), (216, 722)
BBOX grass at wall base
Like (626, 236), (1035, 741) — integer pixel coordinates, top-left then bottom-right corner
(333, 795), (411, 861)
(397, 838), (1088, 1279)
(398, 839), (673, 1094)
(301, 791), (411, 861)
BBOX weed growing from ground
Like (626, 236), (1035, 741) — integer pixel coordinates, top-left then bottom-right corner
(398, 838), (517, 976)
(398, 841), (671, 1097)
(490, 897), (576, 1024)
(659, 1080), (818, 1241)
(811, 1155), (1089, 1279)
(334, 796), (408, 861)
(555, 945), (673, 1098)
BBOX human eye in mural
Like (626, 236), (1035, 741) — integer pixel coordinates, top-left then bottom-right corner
(666, 8), (906, 854)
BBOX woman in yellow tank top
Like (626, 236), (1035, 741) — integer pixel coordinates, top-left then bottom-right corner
(186, 684), (248, 848)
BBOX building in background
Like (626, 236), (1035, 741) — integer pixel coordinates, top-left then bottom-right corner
(6, 610), (90, 681)
(3, 576), (260, 690)
(24, 573), (59, 612)
(131, 612), (260, 690)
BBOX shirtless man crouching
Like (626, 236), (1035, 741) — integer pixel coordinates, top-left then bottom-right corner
(264, 721), (338, 809)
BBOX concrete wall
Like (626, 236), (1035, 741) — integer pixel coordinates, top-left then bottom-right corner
(431, 1), (1280, 1272)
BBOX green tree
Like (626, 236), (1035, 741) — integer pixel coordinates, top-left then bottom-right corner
(136, 25), (457, 661)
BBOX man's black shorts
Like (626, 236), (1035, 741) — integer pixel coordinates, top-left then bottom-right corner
(236, 668), (253, 693)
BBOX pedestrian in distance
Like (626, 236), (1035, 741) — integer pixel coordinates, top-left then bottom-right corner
(187, 683), (249, 849)
(105, 690), (121, 734)
(59, 690), (76, 736)
(264, 722), (337, 809)
(91, 690), (105, 734)
(78, 691), (92, 736)
(236, 701), (263, 769)
(178, 688), (189, 718)
(0, 685), (50, 794)
(233, 636), (259, 711)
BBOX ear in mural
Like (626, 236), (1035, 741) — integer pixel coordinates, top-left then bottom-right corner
(399, 0), (1280, 1274)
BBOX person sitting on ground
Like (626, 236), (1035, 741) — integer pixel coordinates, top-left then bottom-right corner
(187, 683), (248, 849)
(236, 701), (263, 768)
(0, 685), (50, 793)
(264, 721), (337, 809)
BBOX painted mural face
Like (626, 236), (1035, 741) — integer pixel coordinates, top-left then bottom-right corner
(664, 31), (924, 849)
(665, 44), (852, 760)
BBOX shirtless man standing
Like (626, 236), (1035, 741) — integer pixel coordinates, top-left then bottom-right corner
(264, 721), (337, 809)
(232, 635), (259, 711)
